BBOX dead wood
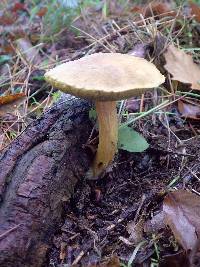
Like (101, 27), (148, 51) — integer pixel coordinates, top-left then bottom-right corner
(0, 96), (92, 267)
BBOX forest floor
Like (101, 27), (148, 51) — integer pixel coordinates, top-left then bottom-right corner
(1, 1), (200, 267)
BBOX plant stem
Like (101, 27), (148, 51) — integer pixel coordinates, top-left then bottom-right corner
(119, 100), (169, 128)
(93, 101), (118, 177)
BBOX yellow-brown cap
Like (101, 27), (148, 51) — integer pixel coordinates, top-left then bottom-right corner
(45, 53), (165, 101)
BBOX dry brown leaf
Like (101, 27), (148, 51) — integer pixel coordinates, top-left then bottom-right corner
(144, 211), (165, 233)
(0, 2), (26, 26)
(0, 93), (26, 116)
(126, 97), (140, 112)
(0, 13), (16, 25)
(164, 45), (200, 90)
(11, 2), (26, 13)
(16, 38), (42, 65)
(127, 218), (144, 244)
(0, 24), (28, 36)
(37, 7), (48, 17)
(0, 93), (25, 105)
(130, 5), (143, 14)
(88, 255), (120, 267)
(178, 100), (200, 120)
(189, 1), (200, 23)
(159, 250), (190, 267)
(163, 190), (200, 251)
(131, 2), (176, 18)
(128, 43), (148, 58)
(143, 2), (175, 18)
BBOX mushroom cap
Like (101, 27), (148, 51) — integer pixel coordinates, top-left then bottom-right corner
(45, 53), (165, 101)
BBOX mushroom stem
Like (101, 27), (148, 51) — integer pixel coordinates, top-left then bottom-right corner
(93, 101), (118, 177)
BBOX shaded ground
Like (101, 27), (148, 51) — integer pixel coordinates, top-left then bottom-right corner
(48, 110), (200, 266)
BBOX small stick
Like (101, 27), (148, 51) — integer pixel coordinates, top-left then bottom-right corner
(0, 224), (21, 240)
(71, 250), (84, 265)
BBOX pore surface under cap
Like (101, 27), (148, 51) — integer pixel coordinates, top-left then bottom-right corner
(45, 53), (165, 101)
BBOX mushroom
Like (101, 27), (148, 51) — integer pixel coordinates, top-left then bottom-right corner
(45, 53), (165, 177)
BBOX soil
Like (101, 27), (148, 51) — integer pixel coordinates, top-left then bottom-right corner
(48, 110), (200, 266)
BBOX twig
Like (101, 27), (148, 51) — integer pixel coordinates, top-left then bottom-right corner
(71, 250), (84, 265)
(0, 224), (21, 240)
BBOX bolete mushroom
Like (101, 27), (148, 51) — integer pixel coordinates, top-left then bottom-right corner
(45, 53), (165, 177)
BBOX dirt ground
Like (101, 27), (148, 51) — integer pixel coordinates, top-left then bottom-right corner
(48, 110), (200, 266)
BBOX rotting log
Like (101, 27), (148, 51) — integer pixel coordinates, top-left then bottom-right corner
(0, 96), (92, 267)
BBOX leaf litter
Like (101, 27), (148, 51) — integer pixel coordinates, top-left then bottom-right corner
(178, 100), (200, 120)
(164, 44), (200, 90)
(163, 190), (200, 252)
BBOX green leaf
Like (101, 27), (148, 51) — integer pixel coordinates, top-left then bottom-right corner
(89, 108), (97, 120)
(51, 91), (61, 102)
(118, 126), (149, 152)
(102, 1), (108, 17)
(32, 75), (45, 81)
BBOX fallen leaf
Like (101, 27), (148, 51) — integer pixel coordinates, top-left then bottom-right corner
(131, 2), (175, 18)
(125, 97), (140, 112)
(103, 255), (120, 267)
(11, 2), (26, 13)
(118, 126), (149, 152)
(189, 1), (200, 23)
(0, 24), (28, 36)
(164, 45), (200, 90)
(178, 100), (200, 120)
(89, 255), (120, 267)
(0, 13), (16, 25)
(144, 211), (165, 233)
(128, 43), (149, 58)
(0, 3), (25, 28)
(159, 250), (190, 267)
(0, 93), (26, 116)
(163, 190), (200, 251)
(1, 43), (15, 55)
(37, 7), (48, 17)
(143, 2), (175, 18)
(127, 218), (144, 244)
(0, 93), (25, 105)
(16, 38), (42, 65)
(130, 5), (144, 14)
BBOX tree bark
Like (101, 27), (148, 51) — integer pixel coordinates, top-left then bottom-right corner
(0, 96), (92, 267)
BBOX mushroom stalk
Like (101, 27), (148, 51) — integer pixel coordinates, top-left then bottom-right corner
(93, 101), (118, 177)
